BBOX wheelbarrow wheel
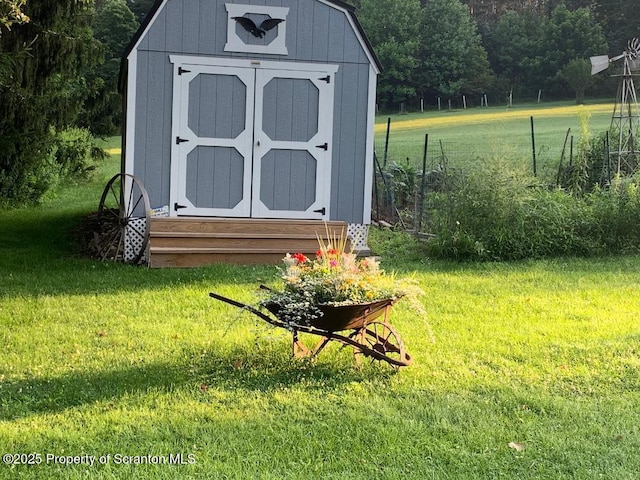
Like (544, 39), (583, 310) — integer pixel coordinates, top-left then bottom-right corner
(94, 173), (150, 264)
(354, 321), (412, 367)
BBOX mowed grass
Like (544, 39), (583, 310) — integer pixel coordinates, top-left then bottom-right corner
(376, 101), (615, 177)
(1, 128), (640, 478)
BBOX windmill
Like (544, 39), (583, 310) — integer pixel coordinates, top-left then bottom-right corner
(590, 38), (640, 176)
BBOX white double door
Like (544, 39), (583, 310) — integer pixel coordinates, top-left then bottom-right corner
(170, 57), (337, 219)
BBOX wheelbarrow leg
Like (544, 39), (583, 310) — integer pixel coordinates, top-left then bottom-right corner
(292, 330), (332, 359)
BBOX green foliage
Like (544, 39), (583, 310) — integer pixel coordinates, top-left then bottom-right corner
(0, 0), (102, 204)
(424, 159), (640, 260)
(0, 128), (106, 207)
(80, 0), (139, 134)
(419, 0), (493, 99)
(126, 0), (155, 23)
(561, 58), (595, 104)
(357, 0), (421, 108)
(593, 0), (638, 54)
(50, 127), (108, 180)
(0, 0), (28, 31)
(559, 108), (591, 195)
(481, 4), (607, 101)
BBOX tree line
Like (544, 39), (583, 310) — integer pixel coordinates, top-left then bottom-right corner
(353, 0), (635, 110)
(0, 0), (636, 203)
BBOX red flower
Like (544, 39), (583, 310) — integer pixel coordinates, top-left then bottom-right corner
(291, 253), (308, 264)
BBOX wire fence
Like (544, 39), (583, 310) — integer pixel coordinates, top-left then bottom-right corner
(371, 128), (631, 232)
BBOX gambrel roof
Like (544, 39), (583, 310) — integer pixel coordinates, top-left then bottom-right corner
(122, 0), (381, 72)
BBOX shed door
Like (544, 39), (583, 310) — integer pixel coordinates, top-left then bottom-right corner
(172, 62), (335, 219)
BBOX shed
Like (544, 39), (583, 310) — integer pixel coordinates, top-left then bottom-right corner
(120, 0), (381, 267)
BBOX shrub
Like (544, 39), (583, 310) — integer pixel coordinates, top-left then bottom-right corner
(51, 127), (108, 180)
(423, 160), (640, 260)
(0, 127), (106, 206)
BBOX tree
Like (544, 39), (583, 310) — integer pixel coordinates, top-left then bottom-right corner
(0, 0), (101, 203)
(481, 4), (607, 101)
(593, 0), (639, 54)
(562, 58), (594, 104)
(357, 0), (422, 110)
(538, 4), (607, 97)
(80, 0), (139, 134)
(0, 0), (28, 31)
(418, 0), (493, 102)
(0, 0), (29, 83)
(126, 0), (154, 23)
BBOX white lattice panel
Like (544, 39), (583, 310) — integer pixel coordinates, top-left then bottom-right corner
(347, 224), (370, 252)
(125, 218), (148, 263)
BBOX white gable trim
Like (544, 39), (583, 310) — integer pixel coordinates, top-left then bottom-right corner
(123, 50), (138, 178)
(125, 0), (168, 61)
(362, 63), (377, 224)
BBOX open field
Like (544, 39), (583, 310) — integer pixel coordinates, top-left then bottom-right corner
(375, 101), (615, 177)
(2, 122), (640, 478)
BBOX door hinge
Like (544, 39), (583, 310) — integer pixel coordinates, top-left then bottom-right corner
(313, 207), (326, 215)
(318, 75), (331, 83)
(178, 67), (191, 75)
(176, 136), (189, 144)
(315, 142), (328, 150)
(174, 203), (187, 211)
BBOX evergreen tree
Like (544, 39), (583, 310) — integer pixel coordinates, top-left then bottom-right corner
(0, 0), (101, 203)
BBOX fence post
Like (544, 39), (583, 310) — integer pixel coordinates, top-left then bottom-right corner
(417, 133), (429, 234)
(383, 117), (391, 168)
(605, 131), (611, 184)
(530, 116), (537, 176)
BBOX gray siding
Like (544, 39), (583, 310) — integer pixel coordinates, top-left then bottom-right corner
(129, 0), (374, 223)
(133, 50), (173, 210)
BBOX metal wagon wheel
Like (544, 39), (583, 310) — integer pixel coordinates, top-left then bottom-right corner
(94, 173), (151, 264)
(351, 321), (412, 367)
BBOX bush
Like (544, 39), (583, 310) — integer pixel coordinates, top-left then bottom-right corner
(50, 127), (108, 180)
(423, 161), (640, 260)
(0, 127), (106, 206)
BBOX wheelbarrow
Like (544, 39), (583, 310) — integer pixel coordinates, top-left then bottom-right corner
(209, 290), (412, 367)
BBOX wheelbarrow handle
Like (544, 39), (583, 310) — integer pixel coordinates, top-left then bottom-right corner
(209, 291), (282, 328)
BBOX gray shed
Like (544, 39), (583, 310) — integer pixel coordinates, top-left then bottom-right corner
(120, 0), (381, 266)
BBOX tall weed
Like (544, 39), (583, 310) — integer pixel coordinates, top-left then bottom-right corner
(424, 160), (640, 260)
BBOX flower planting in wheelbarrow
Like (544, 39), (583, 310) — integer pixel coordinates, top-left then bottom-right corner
(210, 233), (417, 367)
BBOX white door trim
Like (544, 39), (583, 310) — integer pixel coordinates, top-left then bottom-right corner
(170, 62), (255, 217)
(169, 55), (338, 219)
(252, 67), (336, 219)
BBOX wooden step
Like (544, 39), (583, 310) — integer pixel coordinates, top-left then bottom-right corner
(148, 218), (349, 268)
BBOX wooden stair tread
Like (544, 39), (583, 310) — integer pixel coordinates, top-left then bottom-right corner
(150, 232), (326, 239)
(150, 246), (312, 254)
(147, 218), (352, 267)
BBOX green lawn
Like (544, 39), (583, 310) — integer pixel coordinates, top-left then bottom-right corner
(2, 120), (640, 478)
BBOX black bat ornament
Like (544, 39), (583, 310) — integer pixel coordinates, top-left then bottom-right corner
(232, 16), (284, 38)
